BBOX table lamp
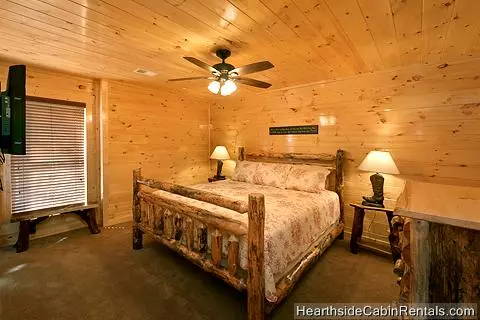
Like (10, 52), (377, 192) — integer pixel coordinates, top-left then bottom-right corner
(358, 150), (400, 208)
(210, 146), (230, 180)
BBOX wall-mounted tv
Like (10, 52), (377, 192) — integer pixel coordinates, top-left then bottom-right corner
(0, 65), (26, 155)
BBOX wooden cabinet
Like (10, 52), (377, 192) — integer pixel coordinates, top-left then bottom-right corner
(393, 181), (480, 304)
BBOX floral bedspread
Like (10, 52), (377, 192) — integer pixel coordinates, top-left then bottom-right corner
(151, 179), (340, 301)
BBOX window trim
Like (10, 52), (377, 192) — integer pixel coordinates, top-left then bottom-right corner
(26, 96), (86, 109)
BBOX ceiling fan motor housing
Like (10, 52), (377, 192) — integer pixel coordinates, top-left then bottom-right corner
(213, 62), (235, 76)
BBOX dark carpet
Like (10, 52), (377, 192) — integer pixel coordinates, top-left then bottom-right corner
(0, 224), (397, 320)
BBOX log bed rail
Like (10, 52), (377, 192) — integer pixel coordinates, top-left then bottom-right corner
(132, 148), (345, 320)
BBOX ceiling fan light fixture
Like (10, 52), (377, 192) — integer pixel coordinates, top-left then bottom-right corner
(208, 80), (221, 94)
(171, 49), (273, 91)
(220, 80), (237, 96)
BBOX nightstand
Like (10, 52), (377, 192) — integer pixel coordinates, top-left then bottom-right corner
(349, 203), (399, 262)
(208, 176), (226, 182)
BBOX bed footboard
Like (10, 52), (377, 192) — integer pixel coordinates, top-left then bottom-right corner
(132, 169), (266, 319)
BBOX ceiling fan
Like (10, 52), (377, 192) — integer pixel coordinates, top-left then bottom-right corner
(168, 49), (274, 96)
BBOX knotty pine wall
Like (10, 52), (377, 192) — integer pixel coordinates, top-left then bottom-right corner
(0, 62), (100, 246)
(103, 81), (211, 225)
(211, 58), (480, 248)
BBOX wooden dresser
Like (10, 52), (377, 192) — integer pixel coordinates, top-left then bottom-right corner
(393, 181), (480, 304)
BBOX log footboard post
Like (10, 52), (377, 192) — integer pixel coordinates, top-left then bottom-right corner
(335, 149), (345, 224)
(227, 235), (240, 275)
(133, 168), (143, 250)
(211, 229), (223, 267)
(247, 193), (265, 320)
(335, 149), (345, 240)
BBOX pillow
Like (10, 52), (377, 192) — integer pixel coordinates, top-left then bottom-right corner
(285, 165), (331, 193)
(252, 163), (292, 189)
(231, 161), (259, 183)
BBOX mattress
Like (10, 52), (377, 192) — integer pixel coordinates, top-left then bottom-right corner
(151, 179), (340, 301)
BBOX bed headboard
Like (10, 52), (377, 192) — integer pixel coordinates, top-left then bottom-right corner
(237, 147), (345, 222)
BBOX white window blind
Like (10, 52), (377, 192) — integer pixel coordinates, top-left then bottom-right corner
(10, 99), (87, 214)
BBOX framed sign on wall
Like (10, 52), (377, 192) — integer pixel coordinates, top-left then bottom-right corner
(269, 125), (318, 135)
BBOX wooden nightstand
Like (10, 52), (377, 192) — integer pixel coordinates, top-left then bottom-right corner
(208, 176), (226, 182)
(349, 203), (399, 262)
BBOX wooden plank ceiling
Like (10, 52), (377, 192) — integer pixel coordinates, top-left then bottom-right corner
(0, 0), (479, 93)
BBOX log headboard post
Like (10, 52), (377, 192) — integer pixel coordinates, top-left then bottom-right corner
(238, 146), (245, 161)
(132, 168), (143, 250)
(247, 193), (265, 320)
(335, 149), (345, 223)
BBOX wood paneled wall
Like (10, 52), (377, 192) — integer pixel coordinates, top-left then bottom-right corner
(211, 58), (480, 247)
(104, 81), (211, 225)
(0, 61), (100, 246)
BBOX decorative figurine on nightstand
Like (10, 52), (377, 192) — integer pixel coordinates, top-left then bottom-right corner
(210, 145), (230, 181)
(358, 150), (400, 208)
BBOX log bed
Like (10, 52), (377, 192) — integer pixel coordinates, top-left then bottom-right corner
(132, 147), (345, 319)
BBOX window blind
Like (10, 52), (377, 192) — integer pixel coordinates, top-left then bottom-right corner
(10, 100), (86, 214)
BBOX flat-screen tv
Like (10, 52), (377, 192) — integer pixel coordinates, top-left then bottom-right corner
(0, 65), (26, 155)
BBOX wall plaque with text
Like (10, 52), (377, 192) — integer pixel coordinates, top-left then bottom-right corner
(269, 125), (318, 135)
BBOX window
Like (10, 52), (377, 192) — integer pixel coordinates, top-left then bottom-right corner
(10, 98), (86, 214)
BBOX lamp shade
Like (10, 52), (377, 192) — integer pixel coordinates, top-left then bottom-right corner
(210, 146), (230, 160)
(358, 150), (400, 175)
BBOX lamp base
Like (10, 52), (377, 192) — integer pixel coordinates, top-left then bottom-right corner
(215, 160), (226, 180)
(362, 173), (385, 208)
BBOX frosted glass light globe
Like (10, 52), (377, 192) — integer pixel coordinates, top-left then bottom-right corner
(208, 81), (220, 94)
(220, 80), (237, 96)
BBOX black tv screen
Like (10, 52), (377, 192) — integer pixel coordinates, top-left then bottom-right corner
(0, 65), (26, 155)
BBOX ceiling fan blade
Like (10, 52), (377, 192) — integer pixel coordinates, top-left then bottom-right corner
(183, 57), (220, 74)
(229, 61), (274, 76)
(168, 76), (214, 82)
(234, 77), (272, 89)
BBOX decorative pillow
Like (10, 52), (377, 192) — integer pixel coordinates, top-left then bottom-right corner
(285, 165), (331, 193)
(231, 161), (259, 183)
(252, 163), (292, 189)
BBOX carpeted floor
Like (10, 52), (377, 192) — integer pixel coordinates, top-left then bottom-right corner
(0, 224), (398, 320)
